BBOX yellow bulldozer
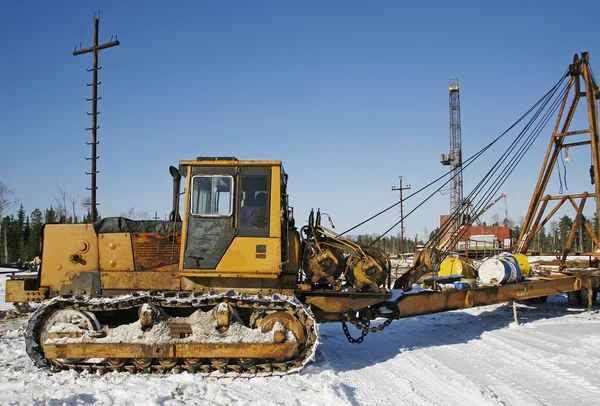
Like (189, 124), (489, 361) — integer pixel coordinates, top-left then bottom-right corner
(6, 157), (396, 374)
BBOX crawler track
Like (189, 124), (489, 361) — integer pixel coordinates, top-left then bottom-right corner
(26, 291), (319, 376)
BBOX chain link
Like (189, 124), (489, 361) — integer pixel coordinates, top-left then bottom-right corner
(341, 320), (369, 343)
(341, 313), (395, 344)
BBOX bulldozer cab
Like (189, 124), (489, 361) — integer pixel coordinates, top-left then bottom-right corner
(177, 157), (292, 278)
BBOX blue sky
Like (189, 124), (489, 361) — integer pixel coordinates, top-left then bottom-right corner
(1, 1), (599, 239)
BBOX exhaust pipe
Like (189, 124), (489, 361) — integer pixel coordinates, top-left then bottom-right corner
(169, 166), (182, 221)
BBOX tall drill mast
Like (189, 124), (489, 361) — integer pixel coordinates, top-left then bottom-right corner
(441, 78), (463, 223)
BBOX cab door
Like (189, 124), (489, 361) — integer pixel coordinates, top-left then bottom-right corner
(183, 167), (236, 269)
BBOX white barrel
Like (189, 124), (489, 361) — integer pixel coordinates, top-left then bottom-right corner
(478, 254), (523, 285)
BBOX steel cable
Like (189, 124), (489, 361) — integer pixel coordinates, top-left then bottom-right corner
(436, 79), (570, 259)
(438, 79), (568, 244)
(435, 79), (568, 256)
(339, 71), (569, 238)
(368, 72), (569, 245)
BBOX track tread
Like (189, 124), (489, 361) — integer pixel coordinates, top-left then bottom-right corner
(26, 291), (318, 376)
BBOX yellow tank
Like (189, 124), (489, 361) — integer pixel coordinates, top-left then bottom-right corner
(438, 257), (476, 278)
(502, 253), (531, 277)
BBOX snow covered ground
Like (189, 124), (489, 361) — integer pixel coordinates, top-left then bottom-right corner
(2, 269), (600, 405)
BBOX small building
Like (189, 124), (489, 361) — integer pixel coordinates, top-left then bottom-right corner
(440, 215), (512, 253)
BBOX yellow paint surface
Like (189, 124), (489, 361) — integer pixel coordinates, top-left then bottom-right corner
(40, 224), (99, 293)
(98, 233), (135, 271)
(215, 237), (281, 275)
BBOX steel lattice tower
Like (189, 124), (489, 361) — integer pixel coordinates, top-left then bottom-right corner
(441, 78), (463, 220)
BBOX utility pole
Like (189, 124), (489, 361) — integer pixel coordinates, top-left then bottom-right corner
(73, 11), (120, 222)
(392, 177), (411, 257)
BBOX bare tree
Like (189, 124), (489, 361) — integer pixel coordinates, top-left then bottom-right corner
(53, 186), (68, 223)
(121, 207), (136, 219)
(0, 181), (17, 218)
(121, 207), (151, 220)
(81, 196), (91, 217)
(68, 192), (79, 223)
(136, 211), (151, 220)
(0, 181), (18, 264)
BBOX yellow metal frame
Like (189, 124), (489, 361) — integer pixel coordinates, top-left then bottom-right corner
(179, 159), (282, 167)
(395, 273), (600, 318)
(517, 53), (600, 264)
(5, 280), (48, 302)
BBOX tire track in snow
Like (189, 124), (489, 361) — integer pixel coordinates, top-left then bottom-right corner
(418, 316), (554, 405)
(435, 329), (592, 405)
(511, 322), (600, 362)
(483, 330), (600, 396)
(417, 305), (600, 404)
(203, 370), (352, 406)
(321, 342), (423, 405)
(322, 329), (498, 406)
(403, 350), (507, 405)
(426, 342), (538, 405)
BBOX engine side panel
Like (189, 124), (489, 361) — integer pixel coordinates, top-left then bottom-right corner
(100, 271), (180, 291)
(39, 224), (100, 296)
(98, 233), (135, 271)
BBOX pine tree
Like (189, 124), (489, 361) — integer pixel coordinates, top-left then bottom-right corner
(15, 205), (26, 260)
(22, 215), (31, 258)
(26, 209), (43, 258)
(537, 226), (547, 252)
(558, 214), (574, 250)
(6, 216), (20, 262)
(45, 206), (57, 224)
(0, 216), (9, 264)
(548, 221), (558, 251)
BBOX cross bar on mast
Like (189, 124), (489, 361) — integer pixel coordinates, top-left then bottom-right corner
(73, 12), (120, 222)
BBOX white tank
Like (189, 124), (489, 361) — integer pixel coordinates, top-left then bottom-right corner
(478, 254), (523, 285)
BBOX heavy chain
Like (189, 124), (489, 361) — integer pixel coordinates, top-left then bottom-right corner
(341, 314), (394, 344)
(341, 320), (369, 343)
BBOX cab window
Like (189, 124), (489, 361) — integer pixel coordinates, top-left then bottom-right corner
(239, 175), (269, 229)
(191, 175), (233, 216)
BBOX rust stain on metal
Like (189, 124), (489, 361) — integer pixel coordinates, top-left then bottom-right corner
(132, 233), (181, 270)
(43, 342), (300, 359)
(100, 271), (180, 291)
(304, 296), (388, 313)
